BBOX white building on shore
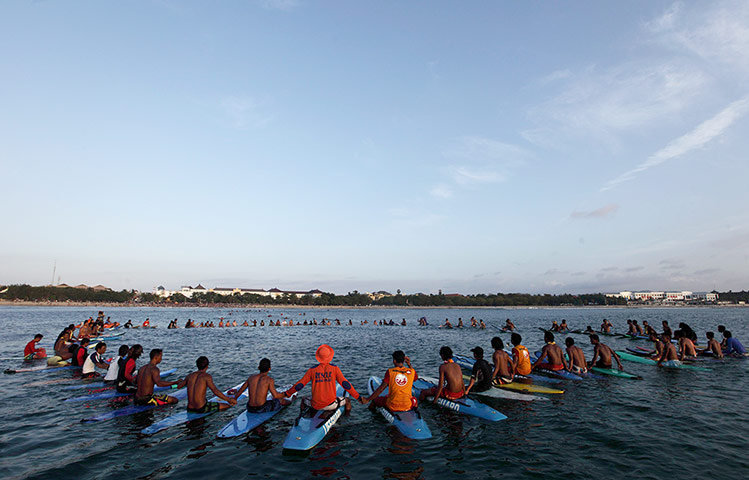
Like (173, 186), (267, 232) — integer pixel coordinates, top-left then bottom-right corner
(153, 285), (324, 299)
(606, 291), (718, 303)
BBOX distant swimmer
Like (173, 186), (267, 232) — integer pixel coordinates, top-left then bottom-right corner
(550, 321), (560, 332)
(418, 346), (464, 402)
(559, 320), (569, 332)
(24, 334), (46, 360)
(185, 356), (237, 413)
(124, 320), (133, 329)
(565, 337), (587, 374)
(589, 334), (623, 370)
(533, 332), (565, 372)
(135, 349), (184, 406)
(656, 333), (681, 367)
(81, 342), (109, 378)
(457, 318), (464, 328)
(362, 350), (418, 412)
(117, 344), (143, 394)
(600, 319), (612, 334)
(584, 325), (595, 334)
(242, 320), (249, 327)
(674, 330), (697, 360)
(285, 344), (361, 413)
(490, 337), (514, 385)
(143, 318), (150, 328)
(479, 319), (486, 329)
(465, 346), (492, 395)
(441, 318), (453, 329)
(234, 358), (290, 413)
(510, 333), (532, 376)
(701, 332), (723, 358)
(723, 331), (746, 356)
(501, 319), (515, 332)
(470, 317), (478, 328)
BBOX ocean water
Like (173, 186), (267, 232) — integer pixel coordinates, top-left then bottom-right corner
(0, 306), (747, 480)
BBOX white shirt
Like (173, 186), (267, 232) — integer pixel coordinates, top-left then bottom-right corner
(103, 355), (121, 380)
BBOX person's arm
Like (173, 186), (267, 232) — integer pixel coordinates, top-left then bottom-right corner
(588, 346), (599, 367)
(268, 378), (286, 400)
(564, 348), (571, 371)
(465, 364), (478, 395)
(153, 368), (178, 388)
(532, 348), (548, 369)
(612, 350), (623, 369)
(656, 346), (668, 366)
(363, 371), (389, 403)
(94, 355), (109, 369)
(206, 376), (237, 405)
(491, 353), (500, 379)
(286, 369), (312, 397)
(334, 367), (360, 400)
(234, 378), (250, 400)
(433, 366), (445, 403)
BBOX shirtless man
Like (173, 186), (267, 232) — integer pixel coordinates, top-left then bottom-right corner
(185, 356), (237, 413)
(490, 337), (514, 385)
(418, 346), (464, 402)
(559, 320), (569, 332)
(626, 320), (636, 335)
(234, 358), (290, 413)
(550, 321), (560, 332)
(479, 319), (486, 329)
(502, 319), (516, 332)
(565, 337), (587, 374)
(633, 320), (643, 336)
(533, 332), (565, 371)
(675, 330), (697, 360)
(584, 325), (595, 334)
(589, 334), (623, 369)
(648, 332), (665, 359)
(134, 349), (184, 406)
(600, 319), (612, 334)
(656, 334), (681, 367)
(441, 318), (453, 329)
(701, 332), (723, 358)
(456, 318), (464, 328)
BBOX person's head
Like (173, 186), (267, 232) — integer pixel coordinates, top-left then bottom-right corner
(392, 350), (405, 365)
(565, 337), (574, 347)
(315, 344), (334, 364)
(633, 320), (638, 325)
(129, 344), (143, 360)
(196, 356), (209, 370)
(150, 348), (163, 362)
(724, 330), (733, 339)
(33, 334), (43, 341)
(674, 330), (683, 339)
(544, 331), (554, 343)
(491, 337), (504, 350)
(718, 325), (726, 333)
(627, 319), (632, 324)
(118, 344), (129, 356)
(439, 346), (453, 361)
(259, 358), (271, 372)
(511, 333), (522, 346)
(552, 321), (558, 325)
(662, 320), (669, 326)
(678, 322), (687, 329)
(80, 338), (90, 347)
(643, 321), (649, 326)
(589, 334), (600, 344)
(661, 333), (671, 342)
(96, 342), (107, 353)
(649, 332), (658, 341)
(706, 331), (715, 340)
(471, 346), (484, 359)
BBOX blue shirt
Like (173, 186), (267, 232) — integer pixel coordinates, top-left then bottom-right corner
(724, 337), (746, 355)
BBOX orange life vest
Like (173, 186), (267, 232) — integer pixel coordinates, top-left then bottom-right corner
(513, 345), (532, 375)
(385, 366), (417, 412)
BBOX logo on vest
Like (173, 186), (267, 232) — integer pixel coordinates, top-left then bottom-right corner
(394, 373), (408, 387)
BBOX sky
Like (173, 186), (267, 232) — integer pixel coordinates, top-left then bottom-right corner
(1, 0), (748, 295)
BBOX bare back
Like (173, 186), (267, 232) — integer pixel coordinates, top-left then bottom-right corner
(492, 350), (512, 378)
(246, 373), (275, 407)
(567, 345), (586, 368)
(186, 371), (212, 409)
(544, 344), (565, 365)
(136, 363), (160, 397)
(440, 362), (464, 394)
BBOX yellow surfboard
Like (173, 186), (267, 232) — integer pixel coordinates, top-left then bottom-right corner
(462, 375), (564, 394)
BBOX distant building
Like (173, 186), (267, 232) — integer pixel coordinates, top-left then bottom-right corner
(606, 290), (717, 303)
(153, 285), (324, 299)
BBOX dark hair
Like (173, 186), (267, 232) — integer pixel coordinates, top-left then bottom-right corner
(491, 337), (504, 350)
(439, 346), (453, 361)
(717, 325), (725, 332)
(511, 333), (522, 346)
(589, 334), (600, 342)
(674, 330), (683, 338)
(150, 348), (162, 360)
(544, 331), (554, 343)
(392, 350), (405, 364)
(565, 337), (574, 346)
(118, 345), (129, 356)
(96, 342), (106, 352)
(34, 334), (43, 340)
(196, 356), (209, 369)
(724, 330), (733, 338)
(706, 331), (714, 339)
(80, 338), (90, 346)
(129, 344), (143, 360)
(259, 358), (271, 372)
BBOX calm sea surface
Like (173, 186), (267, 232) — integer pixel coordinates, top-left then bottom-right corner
(1, 306), (747, 480)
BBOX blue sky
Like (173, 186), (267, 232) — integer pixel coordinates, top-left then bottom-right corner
(2, 0), (748, 294)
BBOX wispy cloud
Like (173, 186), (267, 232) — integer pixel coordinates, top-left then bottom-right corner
(570, 204), (619, 219)
(602, 95), (749, 191)
(220, 95), (273, 129)
(257, 0), (299, 11)
(449, 166), (503, 185)
(429, 184), (453, 199)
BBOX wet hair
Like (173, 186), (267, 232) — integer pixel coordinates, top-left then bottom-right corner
(150, 348), (162, 360)
(706, 332), (714, 339)
(674, 330), (683, 338)
(439, 346), (453, 361)
(511, 333), (522, 346)
(95, 342), (106, 352)
(259, 358), (271, 372)
(717, 325), (725, 332)
(544, 331), (554, 343)
(129, 344), (143, 360)
(34, 334), (43, 340)
(196, 356), (209, 369)
(491, 337), (504, 350)
(589, 334), (600, 342)
(724, 330), (733, 338)
(392, 350), (406, 364)
(565, 337), (574, 346)
(80, 338), (90, 346)
(118, 345), (129, 356)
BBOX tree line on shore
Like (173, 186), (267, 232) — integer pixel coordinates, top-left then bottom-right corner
(0, 284), (630, 306)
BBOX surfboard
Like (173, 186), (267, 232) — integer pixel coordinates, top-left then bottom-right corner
(366, 376), (432, 439)
(217, 384), (294, 438)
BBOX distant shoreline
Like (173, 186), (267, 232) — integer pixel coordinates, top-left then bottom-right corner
(0, 300), (741, 309)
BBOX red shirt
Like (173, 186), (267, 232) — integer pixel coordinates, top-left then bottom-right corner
(24, 341), (40, 356)
(286, 363), (360, 409)
(76, 347), (87, 367)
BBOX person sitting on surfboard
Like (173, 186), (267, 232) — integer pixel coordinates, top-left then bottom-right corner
(185, 356), (237, 413)
(490, 337), (514, 385)
(533, 332), (565, 371)
(589, 334), (624, 370)
(626, 320), (636, 335)
(285, 344), (361, 413)
(584, 325), (595, 334)
(71, 338), (91, 367)
(559, 320), (569, 332)
(656, 334), (681, 367)
(675, 330), (698, 360)
(124, 320), (133, 329)
(633, 321), (643, 336)
(550, 321), (560, 332)
(117, 344), (143, 394)
(81, 342), (109, 378)
(361, 350), (418, 411)
(465, 347), (492, 394)
(479, 319), (486, 329)
(510, 333), (532, 376)
(600, 319), (612, 334)
(142, 318), (150, 328)
(418, 346), (465, 402)
(135, 349), (184, 406)
(648, 332), (665, 359)
(565, 337), (588, 374)
(441, 318), (453, 329)
(24, 334), (46, 361)
(701, 332), (723, 358)
(722, 331), (746, 356)
(234, 358), (290, 413)
(502, 319), (516, 332)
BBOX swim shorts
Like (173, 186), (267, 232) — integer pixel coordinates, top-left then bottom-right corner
(536, 363), (564, 371)
(134, 393), (171, 406)
(440, 389), (464, 400)
(662, 360), (682, 367)
(187, 401), (222, 414)
(82, 372), (101, 379)
(246, 398), (282, 413)
(492, 376), (513, 386)
(571, 365), (588, 374)
(302, 396), (346, 411)
(595, 360), (612, 369)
